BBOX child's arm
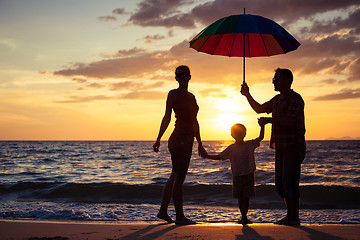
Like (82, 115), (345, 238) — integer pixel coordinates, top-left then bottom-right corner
(205, 154), (222, 160)
(200, 148), (222, 160)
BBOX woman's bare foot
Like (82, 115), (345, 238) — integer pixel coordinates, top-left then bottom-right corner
(157, 213), (174, 223)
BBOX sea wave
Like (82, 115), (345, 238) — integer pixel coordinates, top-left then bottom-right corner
(1, 182), (359, 209)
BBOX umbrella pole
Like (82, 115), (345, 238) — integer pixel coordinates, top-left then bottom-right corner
(243, 8), (246, 84)
(243, 37), (245, 84)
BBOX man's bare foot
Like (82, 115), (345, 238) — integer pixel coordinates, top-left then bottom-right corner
(175, 218), (196, 225)
(238, 218), (253, 225)
(275, 217), (288, 225)
(284, 218), (300, 226)
(157, 213), (174, 223)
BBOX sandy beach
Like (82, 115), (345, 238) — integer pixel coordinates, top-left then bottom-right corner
(1, 220), (359, 240)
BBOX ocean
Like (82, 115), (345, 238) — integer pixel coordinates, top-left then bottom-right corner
(0, 140), (359, 224)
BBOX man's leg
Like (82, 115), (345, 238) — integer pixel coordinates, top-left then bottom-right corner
(284, 197), (300, 225)
(280, 145), (303, 225)
(275, 149), (288, 224)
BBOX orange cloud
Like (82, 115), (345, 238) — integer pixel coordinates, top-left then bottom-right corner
(313, 88), (360, 100)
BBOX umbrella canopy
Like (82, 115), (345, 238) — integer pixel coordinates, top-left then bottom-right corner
(189, 12), (300, 82)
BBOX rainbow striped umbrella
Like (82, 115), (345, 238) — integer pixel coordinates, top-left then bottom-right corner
(189, 11), (300, 83)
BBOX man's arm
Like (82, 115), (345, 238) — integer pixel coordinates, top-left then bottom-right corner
(257, 93), (304, 127)
(259, 116), (296, 127)
(240, 83), (266, 114)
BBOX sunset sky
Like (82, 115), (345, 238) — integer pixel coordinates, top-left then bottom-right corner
(1, 0), (360, 141)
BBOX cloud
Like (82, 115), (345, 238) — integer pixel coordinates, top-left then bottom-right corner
(114, 48), (146, 57)
(292, 34), (360, 79)
(125, 0), (359, 29)
(72, 77), (87, 83)
(198, 88), (228, 97)
(320, 78), (338, 84)
(347, 58), (360, 82)
(56, 90), (166, 103)
(55, 95), (113, 103)
(109, 80), (165, 91)
(109, 81), (142, 91)
(53, 39), (246, 86)
(0, 38), (17, 49)
(54, 52), (169, 79)
(113, 8), (127, 15)
(54, 0), (360, 101)
(86, 82), (105, 89)
(299, 35), (360, 59)
(142, 34), (166, 44)
(120, 90), (166, 100)
(305, 8), (360, 35)
(98, 7), (128, 22)
(98, 16), (117, 21)
(313, 88), (360, 100)
(127, 0), (196, 28)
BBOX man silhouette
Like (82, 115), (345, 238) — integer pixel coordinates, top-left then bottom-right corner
(241, 68), (306, 226)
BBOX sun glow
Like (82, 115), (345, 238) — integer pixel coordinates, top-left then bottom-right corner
(213, 113), (245, 131)
(211, 98), (248, 132)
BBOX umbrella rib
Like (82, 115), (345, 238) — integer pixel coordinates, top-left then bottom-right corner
(246, 33), (249, 57)
(229, 34), (236, 57)
(259, 33), (270, 56)
(211, 34), (224, 55)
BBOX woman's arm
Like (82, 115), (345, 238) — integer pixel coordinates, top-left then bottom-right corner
(193, 118), (206, 156)
(153, 91), (175, 152)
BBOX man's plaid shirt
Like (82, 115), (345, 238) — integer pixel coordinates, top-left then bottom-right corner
(262, 90), (306, 149)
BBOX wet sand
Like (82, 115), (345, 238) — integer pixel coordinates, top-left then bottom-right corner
(1, 220), (359, 240)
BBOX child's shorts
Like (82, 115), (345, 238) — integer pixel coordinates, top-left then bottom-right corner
(232, 173), (255, 198)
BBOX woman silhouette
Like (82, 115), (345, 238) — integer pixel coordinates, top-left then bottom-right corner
(153, 65), (205, 225)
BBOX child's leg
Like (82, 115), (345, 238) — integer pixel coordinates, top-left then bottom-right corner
(238, 197), (252, 224)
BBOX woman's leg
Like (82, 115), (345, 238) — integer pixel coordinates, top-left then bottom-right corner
(157, 172), (175, 223)
(173, 172), (187, 222)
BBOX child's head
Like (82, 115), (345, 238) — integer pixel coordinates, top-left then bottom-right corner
(231, 123), (247, 141)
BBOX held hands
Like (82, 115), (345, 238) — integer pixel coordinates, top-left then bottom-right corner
(153, 140), (160, 152)
(258, 117), (271, 126)
(198, 144), (208, 158)
(154, 141), (209, 157)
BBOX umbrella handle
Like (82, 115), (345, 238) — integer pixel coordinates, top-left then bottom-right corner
(243, 53), (246, 84)
(243, 42), (246, 84)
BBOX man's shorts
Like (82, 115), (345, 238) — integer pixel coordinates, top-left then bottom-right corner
(275, 144), (306, 199)
(232, 173), (255, 198)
